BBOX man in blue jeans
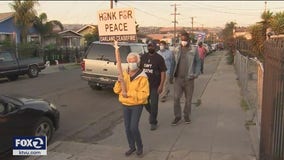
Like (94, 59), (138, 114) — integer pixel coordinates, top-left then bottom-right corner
(170, 32), (201, 125)
(140, 41), (167, 131)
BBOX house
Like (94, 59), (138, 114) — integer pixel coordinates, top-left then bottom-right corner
(0, 12), (40, 44)
(0, 12), (82, 49)
(146, 33), (174, 45)
(233, 27), (252, 40)
(76, 25), (97, 47)
(57, 30), (82, 48)
(159, 27), (185, 34)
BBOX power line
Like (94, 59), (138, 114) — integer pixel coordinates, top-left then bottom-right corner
(118, 1), (170, 22)
(188, 2), (284, 11)
(182, 3), (260, 16)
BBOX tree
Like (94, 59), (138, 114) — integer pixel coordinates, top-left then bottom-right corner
(271, 11), (284, 35)
(259, 10), (273, 38)
(221, 21), (237, 50)
(33, 12), (64, 47)
(249, 24), (264, 59)
(221, 22), (236, 40)
(84, 26), (99, 46)
(246, 10), (273, 59)
(9, 0), (38, 43)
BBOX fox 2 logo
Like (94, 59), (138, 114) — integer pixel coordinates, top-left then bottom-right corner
(13, 136), (47, 150)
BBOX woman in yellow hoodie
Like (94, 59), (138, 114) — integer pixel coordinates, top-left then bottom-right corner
(113, 52), (149, 157)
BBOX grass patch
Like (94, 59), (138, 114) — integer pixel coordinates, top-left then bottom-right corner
(245, 120), (256, 130)
(241, 99), (249, 112)
(226, 54), (234, 65)
(195, 99), (202, 107)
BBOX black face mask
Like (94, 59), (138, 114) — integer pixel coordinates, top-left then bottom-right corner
(148, 48), (155, 54)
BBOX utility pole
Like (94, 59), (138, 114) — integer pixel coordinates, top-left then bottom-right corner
(110, 0), (118, 9)
(264, 1), (269, 40)
(171, 4), (180, 44)
(110, 0), (113, 9)
(190, 17), (196, 33)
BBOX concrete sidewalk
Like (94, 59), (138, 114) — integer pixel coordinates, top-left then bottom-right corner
(28, 52), (256, 160)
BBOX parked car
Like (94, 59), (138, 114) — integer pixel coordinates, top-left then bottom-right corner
(203, 43), (212, 55)
(81, 41), (148, 90)
(0, 94), (60, 154)
(217, 42), (224, 50)
(0, 50), (46, 81)
(211, 43), (218, 52)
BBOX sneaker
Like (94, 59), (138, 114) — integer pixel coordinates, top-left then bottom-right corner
(171, 117), (181, 126)
(184, 116), (191, 124)
(125, 148), (136, 156)
(150, 124), (157, 130)
(136, 148), (143, 157)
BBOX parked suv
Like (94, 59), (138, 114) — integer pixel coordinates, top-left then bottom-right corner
(81, 41), (148, 90)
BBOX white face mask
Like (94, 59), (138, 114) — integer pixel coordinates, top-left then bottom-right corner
(181, 41), (188, 47)
(160, 45), (165, 50)
(128, 62), (138, 71)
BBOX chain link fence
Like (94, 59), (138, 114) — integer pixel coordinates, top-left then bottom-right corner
(234, 50), (264, 155)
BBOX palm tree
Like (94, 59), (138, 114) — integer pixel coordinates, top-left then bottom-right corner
(271, 11), (284, 35)
(259, 10), (273, 39)
(9, 0), (38, 43)
(33, 12), (64, 47)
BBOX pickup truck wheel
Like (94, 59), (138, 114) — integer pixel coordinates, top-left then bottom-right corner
(28, 65), (39, 78)
(7, 75), (18, 81)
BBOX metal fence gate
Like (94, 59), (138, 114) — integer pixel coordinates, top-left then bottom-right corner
(260, 38), (284, 160)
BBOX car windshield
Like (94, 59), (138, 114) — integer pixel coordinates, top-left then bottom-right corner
(0, 51), (14, 62)
(86, 44), (143, 63)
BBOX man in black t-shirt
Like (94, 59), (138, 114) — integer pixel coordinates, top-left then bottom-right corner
(140, 41), (167, 131)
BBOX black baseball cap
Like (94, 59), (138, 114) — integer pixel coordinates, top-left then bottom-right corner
(147, 41), (157, 47)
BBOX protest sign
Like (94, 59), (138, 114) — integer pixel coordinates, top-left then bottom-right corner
(97, 8), (137, 42)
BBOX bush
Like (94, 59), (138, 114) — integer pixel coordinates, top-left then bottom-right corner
(17, 42), (40, 58)
(226, 50), (234, 65)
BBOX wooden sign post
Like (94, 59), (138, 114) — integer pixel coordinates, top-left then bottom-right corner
(114, 40), (127, 95)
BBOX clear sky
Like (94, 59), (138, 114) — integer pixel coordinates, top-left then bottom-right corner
(1, 1), (284, 28)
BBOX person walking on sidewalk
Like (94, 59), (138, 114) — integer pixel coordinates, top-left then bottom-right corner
(170, 32), (201, 125)
(113, 52), (149, 157)
(140, 41), (167, 131)
(197, 41), (207, 74)
(158, 40), (174, 102)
